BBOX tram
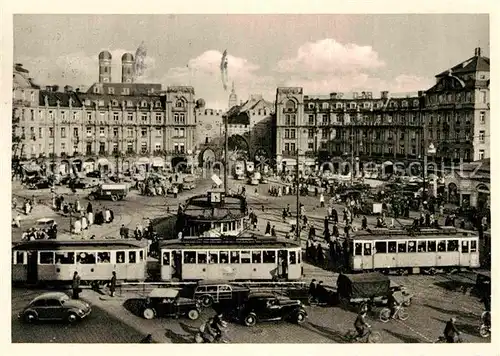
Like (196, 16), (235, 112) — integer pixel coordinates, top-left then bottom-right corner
(233, 162), (245, 180)
(12, 239), (148, 285)
(347, 226), (480, 274)
(158, 234), (302, 281)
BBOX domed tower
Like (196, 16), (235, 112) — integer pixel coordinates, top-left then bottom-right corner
(228, 81), (238, 109)
(121, 53), (135, 83)
(98, 50), (112, 83)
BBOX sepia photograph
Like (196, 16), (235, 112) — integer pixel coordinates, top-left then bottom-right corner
(6, 6), (494, 348)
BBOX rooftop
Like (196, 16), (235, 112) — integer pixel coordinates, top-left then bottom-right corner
(436, 47), (490, 78)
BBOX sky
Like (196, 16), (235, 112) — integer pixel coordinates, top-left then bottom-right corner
(13, 14), (489, 109)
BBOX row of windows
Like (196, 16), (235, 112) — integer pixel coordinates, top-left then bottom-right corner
(352, 239), (478, 256)
(426, 91), (488, 105)
(13, 250), (145, 265)
(300, 99), (421, 111)
(162, 250), (300, 265)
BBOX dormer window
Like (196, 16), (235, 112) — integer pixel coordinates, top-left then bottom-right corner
(176, 100), (185, 108)
(108, 87), (115, 95)
(322, 103), (329, 110)
(155, 101), (161, 108)
(122, 88), (130, 95)
(93, 87), (100, 94)
(112, 100), (119, 106)
(402, 100), (408, 107)
(141, 101), (148, 108)
(413, 99), (419, 107)
(350, 102), (356, 109)
(308, 103), (314, 109)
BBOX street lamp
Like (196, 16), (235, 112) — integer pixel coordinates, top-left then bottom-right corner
(421, 142), (436, 201)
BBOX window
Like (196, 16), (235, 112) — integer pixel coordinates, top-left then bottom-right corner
(127, 142), (133, 153)
(141, 113), (148, 122)
(72, 128), (78, 138)
(197, 252), (207, 264)
(49, 127), (54, 138)
(55, 252), (75, 264)
(240, 251), (251, 264)
(388, 241), (397, 253)
(156, 113), (162, 123)
(230, 251), (240, 263)
(97, 252), (111, 263)
(284, 129), (290, 139)
(113, 128), (119, 137)
(375, 241), (387, 253)
(252, 251), (262, 263)
(108, 87), (114, 95)
(461, 240), (469, 253)
(262, 250), (276, 263)
(290, 129), (296, 139)
(470, 240), (477, 252)
(116, 251), (125, 263)
(479, 131), (485, 143)
(122, 88), (130, 95)
(86, 127), (92, 137)
(127, 251), (136, 263)
(308, 115), (314, 125)
(397, 242), (407, 253)
(160, 251), (170, 266)
(209, 252), (218, 264)
(15, 251), (25, 264)
(427, 240), (437, 252)
(479, 150), (485, 160)
(156, 128), (162, 137)
(46, 299), (62, 307)
(417, 241), (427, 252)
(220, 251), (229, 263)
(113, 112), (119, 121)
(176, 100), (184, 108)
(155, 143), (161, 151)
(447, 240), (459, 252)
(179, 113), (185, 123)
(39, 252), (54, 264)
(141, 142), (147, 153)
(480, 91), (487, 103)
(77, 252), (96, 264)
(284, 143), (289, 152)
(60, 127), (66, 138)
(179, 128), (185, 137)
(128, 113), (133, 121)
(364, 243), (372, 256)
(184, 251), (196, 263)
(86, 143), (92, 154)
(38, 128), (43, 138)
(354, 243), (362, 256)
(99, 142), (105, 153)
(139, 250), (144, 261)
(408, 241), (416, 253)
(437, 240), (446, 252)
(99, 127), (105, 137)
(127, 127), (133, 137)
(289, 251), (297, 264)
(141, 128), (147, 137)
(321, 129), (328, 139)
(480, 111), (485, 124)
(308, 142), (314, 150)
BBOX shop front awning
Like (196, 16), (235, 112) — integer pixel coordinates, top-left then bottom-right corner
(137, 157), (151, 165)
(97, 158), (110, 165)
(152, 157), (165, 167)
(281, 158), (297, 166)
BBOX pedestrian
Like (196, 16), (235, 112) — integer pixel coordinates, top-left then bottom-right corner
(109, 271), (117, 297)
(72, 271), (81, 299)
(87, 202), (93, 214)
(271, 225), (276, 237)
(320, 193), (325, 207)
(120, 224), (127, 239)
(265, 221), (271, 235)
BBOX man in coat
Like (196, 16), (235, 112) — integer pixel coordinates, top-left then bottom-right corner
(109, 271), (117, 297)
(72, 271), (81, 299)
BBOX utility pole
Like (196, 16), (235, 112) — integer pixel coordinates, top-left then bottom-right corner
(224, 114), (229, 195)
(350, 122), (354, 185)
(295, 147), (300, 243)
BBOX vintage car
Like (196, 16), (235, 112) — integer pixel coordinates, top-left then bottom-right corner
(233, 292), (307, 327)
(88, 183), (128, 201)
(193, 281), (250, 307)
(182, 176), (196, 190)
(18, 292), (91, 324)
(34, 218), (56, 231)
(141, 288), (201, 321)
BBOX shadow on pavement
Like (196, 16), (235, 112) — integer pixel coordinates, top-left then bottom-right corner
(431, 317), (480, 339)
(383, 328), (423, 343)
(423, 303), (478, 321)
(164, 328), (193, 343)
(301, 322), (347, 343)
(122, 298), (145, 318)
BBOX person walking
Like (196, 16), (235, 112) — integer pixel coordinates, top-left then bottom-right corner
(109, 271), (117, 297)
(72, 271), (81, 299)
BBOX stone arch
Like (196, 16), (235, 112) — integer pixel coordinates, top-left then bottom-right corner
(200, 147), (217, 168)
(228, 134), (250, 159)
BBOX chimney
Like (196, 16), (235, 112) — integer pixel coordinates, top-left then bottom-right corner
(330, 92), (337, 99)
(475, 47), (481, 57)
(381, 91), (389, 100)
(352, 92), (358, 99)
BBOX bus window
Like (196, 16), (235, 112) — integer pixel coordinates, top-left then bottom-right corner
(447, 240), (459, 252)
(16, 251), (25, 265)
(39, 252), (54, 264)
(116, 251), (125, 263)
(129, 251), (137, 263)
(437, 241), (446, 252)
(77, 252), (96, 264)
(162, 251), (170, 265)
(364, 243), (372, 256)
(375, 241), (387, 253)
(417, 241), (427, 252)
(240, 251), (251, 264)
(289, 251), (297, 264)
(184, 251), (196, 263)
(209, 252), (218, 264)
(397, 242), (407, 253)
(197, 252), (208, 264)
(427, 241), (436, 252)
(388, 242), (397, 253)
(252, 251), (262, 263)
(230, 251), (240, 263)
(220, 251), (229, 263)
(354, 243), (362, 256)
(408, 241), (416, 253)
(461, 240), (469, 253)
(470, 240), (477, 252)
(54, 252), (74, 264)
(263, 251), (276, 263)
(97, 252), (111, 263)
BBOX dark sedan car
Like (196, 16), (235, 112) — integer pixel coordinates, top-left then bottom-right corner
(19, 292), (91, 324)
(236, 292), (307, 327)
(141, 288), (201, 321)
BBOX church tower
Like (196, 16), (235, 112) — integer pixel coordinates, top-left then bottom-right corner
(228, 81), (238, 109)
(98, 51), (112, 83)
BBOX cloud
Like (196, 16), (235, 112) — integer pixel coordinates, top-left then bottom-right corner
(276, 39), (385, 74)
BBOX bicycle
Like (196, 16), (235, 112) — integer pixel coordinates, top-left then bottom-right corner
(379, 304), (409, 323)
(479, 311), (491, 338)
(344, 326), (381, 343)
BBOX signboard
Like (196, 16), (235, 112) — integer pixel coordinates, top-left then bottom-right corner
(211, 174), (222, 186)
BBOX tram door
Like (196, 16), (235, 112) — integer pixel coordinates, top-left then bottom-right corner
(27, 251), (38, 284)
(278, 250), (288, 279)
(172, 251), (182, 280)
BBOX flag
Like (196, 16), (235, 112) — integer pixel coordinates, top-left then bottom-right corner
(134, 41), (147, 78)
(220, 50), (228, 91)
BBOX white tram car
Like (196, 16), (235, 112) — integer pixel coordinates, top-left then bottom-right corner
(159, 236), (302, 281)
(348, 227), (480, 274)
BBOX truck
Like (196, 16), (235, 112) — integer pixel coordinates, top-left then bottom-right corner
(88, 183), (128, 201)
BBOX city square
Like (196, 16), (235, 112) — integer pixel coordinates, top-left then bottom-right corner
(10, 13), (491, 346)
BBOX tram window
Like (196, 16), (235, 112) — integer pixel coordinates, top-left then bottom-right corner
(349, 241), (354, 253)
(408, 241), (416, 253)
(39, 252), (54, 264)
(388, 242), (397, 253)
(222, 223), (228, 232)
(197, 252), (207, 264)
(241, 251), (251, 264)
(461, 241), (469, 253)
(417, 241), (427, 252)
(55, 252), (75, 264)
(289, 251), (297, 264)
(298, 251), (301, 263)
(375, 242), (387, 253)
(139, 250), (144, 261)
(263, 250), (276, 263)
(16, 251), (25, 264)
(230, 251), (240, 263)
(397, 242), (407, 253)
(220, 251), (229, 263)
(364, 243), (372, 256)
(116, 251), (125, 264)
(77, 252), (96, 264)
(447, 240), (459, 252)
(252, 251), (262, 263)
(162, 252), (170, 265)
(470, 240), (477, 252)
(97, 252), (111, 263)
(427, 241), (437, 252)
(129, 251), (137, 263)
(354, 243), (363, 256)
(209, 252), (218, 264)
(437, 241), (446, 252)
(184, 251), (196, 263)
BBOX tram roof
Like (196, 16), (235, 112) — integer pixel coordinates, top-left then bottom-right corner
(159, 237), (300, 249)
(181, 194), (247, 220)
(12, 238), (148, 251)
(351, 228), (478, 241)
